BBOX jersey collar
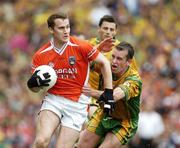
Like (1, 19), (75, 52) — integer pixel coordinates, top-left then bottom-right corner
(50, 37), (78, 55)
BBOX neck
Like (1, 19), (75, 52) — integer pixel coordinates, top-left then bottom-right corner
(51, 37), (68, 49)
(121, 66), (129, 74)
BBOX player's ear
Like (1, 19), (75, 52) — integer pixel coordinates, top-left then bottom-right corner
(126, 61), (129, 66)
(49, 27), (53, 33)
(127, 59), (132, 66)
(114, 28), (117, 35)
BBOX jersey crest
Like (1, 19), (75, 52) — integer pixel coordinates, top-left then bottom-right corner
(69, 56), (76, 66)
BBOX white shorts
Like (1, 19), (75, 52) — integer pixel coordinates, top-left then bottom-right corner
(40, 93), (89, 131)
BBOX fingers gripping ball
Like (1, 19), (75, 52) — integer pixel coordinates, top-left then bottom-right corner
(35, 65), (57, 90)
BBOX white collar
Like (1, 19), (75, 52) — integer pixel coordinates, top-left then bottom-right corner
(50, 38), (78, 55)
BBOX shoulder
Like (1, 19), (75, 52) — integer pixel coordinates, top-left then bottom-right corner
(70, 36), (93, 48)
(115, 39), (120, 45)
(126, 67), (142, 84)
(32, 41), (53, 61)
(34, 41), (51, 55)
(89, 37), (99, 45)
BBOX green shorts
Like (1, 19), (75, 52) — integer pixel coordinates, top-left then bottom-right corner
(87, 108), (138, 145)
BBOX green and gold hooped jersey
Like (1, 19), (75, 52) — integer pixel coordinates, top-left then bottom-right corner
(88, 37), (120, 90)
(88, 37), (138, 90)
(99, 66), (142, 121)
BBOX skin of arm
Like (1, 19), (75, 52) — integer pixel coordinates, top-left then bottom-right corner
(29, 87), (41, 93)
(113, 87), (125, 101)
(93, 52), (113, 89)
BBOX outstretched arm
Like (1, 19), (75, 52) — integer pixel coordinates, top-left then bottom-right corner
(93, 52), (113, 89)
(82, 85), (102, 99)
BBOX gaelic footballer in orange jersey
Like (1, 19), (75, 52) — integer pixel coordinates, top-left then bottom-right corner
(32, 36), (99, 102)
(27, 12), (113, 148)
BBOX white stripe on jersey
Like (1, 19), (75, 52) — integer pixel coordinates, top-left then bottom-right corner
(78, 62), (90, 104)
(39, 45), (53, 54)
(87, 47), (97, 59)
(59, 41), (78, 55)
(50, 39), (78, 55)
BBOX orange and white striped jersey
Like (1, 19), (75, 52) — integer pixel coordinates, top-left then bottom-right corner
(31, 36), (99, 102)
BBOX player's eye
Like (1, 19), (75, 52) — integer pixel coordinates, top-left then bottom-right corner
(103, 27), (108, 31)
(110, 28), (115, 32)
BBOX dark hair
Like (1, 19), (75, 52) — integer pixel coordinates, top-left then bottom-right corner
(116, 41), (134, 60)
(47, 12), (68, 29)
(99, 15), (117, 28)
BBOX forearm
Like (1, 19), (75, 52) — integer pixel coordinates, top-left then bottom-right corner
(91, 90), (103, 99)
(100, 60), (113, 89)
(113, 87), (125, 101)
(93, 53), (113, 89)
(82, 85), (103, 99)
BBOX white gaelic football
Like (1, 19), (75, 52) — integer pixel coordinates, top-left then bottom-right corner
(35, 65), (57, 90)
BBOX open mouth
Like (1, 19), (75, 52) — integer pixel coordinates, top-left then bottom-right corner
(111, 65), (117, 70)
(64, 35), (69, 38)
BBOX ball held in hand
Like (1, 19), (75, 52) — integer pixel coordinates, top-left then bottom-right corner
(35, 65), (57, 90)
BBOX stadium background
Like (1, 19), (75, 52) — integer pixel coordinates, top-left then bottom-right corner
(0, 0), (179, 147)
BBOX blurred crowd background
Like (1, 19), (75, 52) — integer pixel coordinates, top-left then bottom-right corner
(0, 0), (180, 147)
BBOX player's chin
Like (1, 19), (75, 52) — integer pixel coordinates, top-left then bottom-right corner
(62, 37), (69, 42)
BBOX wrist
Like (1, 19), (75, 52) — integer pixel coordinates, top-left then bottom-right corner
(96, 44), (102, 51)
(94, 90), (103, 99)
(104, 88), (113, 93)
(29, 87), (41, 93)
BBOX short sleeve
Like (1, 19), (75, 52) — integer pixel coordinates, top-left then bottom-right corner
(80, 40), (99, 61)
(119, 77), (142, 101)
(31, 53), (42, 73)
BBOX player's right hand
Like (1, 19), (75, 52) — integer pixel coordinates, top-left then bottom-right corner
(27, 70), (51, 88)
(97, 38), (115, 52)
(98, 89), (116, 116)
(99, 88), (113, 102)
(104, 99), (116, 116)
